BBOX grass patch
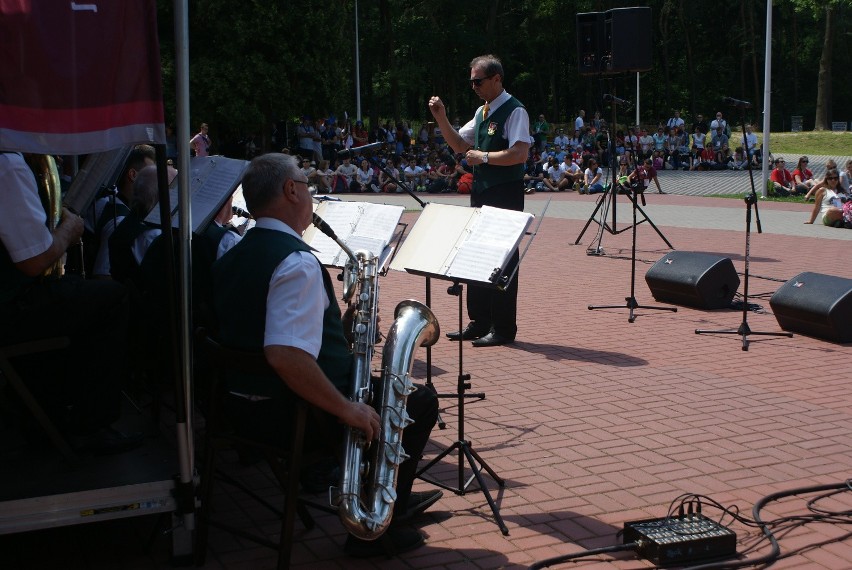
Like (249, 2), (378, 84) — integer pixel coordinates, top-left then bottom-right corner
(704, 193), (808, 203)
(755, 131), (852, 157)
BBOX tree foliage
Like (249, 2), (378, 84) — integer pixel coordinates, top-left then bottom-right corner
(156, 0), (852, 153)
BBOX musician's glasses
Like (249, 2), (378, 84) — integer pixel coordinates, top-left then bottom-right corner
(469, 74), (495, 87)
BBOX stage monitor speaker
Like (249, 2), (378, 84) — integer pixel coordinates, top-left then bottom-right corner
(769, 272), (852, 343)
(605, 7), (653, 73)
(645, 251), (740, 310)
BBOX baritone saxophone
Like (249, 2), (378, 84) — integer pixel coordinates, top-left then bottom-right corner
(311, 213), (439, 539)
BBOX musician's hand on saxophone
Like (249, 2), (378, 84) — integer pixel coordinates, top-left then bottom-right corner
(340, 401), (381, 442)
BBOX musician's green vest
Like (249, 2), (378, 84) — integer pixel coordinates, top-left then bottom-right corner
(211, 227), (352, 399)
(472, 96), (525, 193)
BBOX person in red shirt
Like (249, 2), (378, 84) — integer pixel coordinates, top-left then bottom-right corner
(792, 155), (815, 195)
(628, 158), (664, 194)
(769, 157), (797, 196)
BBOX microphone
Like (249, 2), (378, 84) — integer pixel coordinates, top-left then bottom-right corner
(336, 141), (385, 159)
(722, 96), (752, 109)
(232, 205), (252, 219)
(603, 94), (631, 107)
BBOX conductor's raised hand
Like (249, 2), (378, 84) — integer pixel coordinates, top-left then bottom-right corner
(429, 96), (447, 121)
(340, 401), (381, 441)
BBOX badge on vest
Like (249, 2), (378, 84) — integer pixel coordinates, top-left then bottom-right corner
(487, 122), (498, 136)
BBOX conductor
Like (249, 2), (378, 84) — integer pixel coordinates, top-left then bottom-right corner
(428, 54), (530, 347)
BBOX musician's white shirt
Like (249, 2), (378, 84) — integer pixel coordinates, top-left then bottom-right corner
(257, 217), (328, 359)
(0, 153), (53, 263)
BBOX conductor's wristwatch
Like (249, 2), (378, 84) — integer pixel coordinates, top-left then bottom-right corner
(482, 152), (489, 164)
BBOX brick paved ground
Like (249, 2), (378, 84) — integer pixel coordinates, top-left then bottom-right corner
(2, 190), (851, 570)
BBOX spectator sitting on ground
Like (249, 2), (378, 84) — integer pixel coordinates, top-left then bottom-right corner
(769, 157), (797, 196)
(581, 127), (596, 153)
(334, 155), (358, 193)
(300, 158), (318, 186)
(697, 144), (717, 171)
(691, 113), (709, 136)
(743, 124), (758, 161)
(379, 156), (401, 193)
(652, 150), (665, 171)
(404, 158), (425, 191)
(553, 128), (570, 149)
(558, 154), (583, 191)
(523, 156), (545, 195)
(316, 160), (334, 193)
(355, 159), (379, 192)
(638, 129), (654, 160)
(624, 127), (638, 157)
(652, 127), (668, 164)
(614, 130), (626, 158)
(621, 149), (637, 171)
(666, 110), (685, 131)
(710, 111), (729, 135)
(581, 158), (605, 194)
(792, 156), (816, 194)
(729, 147), (749, 170)
(568, 130), (581, 149)
(839, 159), (852, 194)
(804, 168), (845, 227)
(710, 126), (729, 163)
(629, 158), (665, 194)
(543, 156), (561, 192)
(804, 159), (839, 200)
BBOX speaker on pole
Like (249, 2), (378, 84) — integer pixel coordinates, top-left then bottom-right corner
(576, 7), (653, 75)
(645, 251), (740, 310)
(769, 272), (852, 343)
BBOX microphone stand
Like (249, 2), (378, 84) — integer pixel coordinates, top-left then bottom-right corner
(587, 90), (676, 321)
(695, 104), (792, 350)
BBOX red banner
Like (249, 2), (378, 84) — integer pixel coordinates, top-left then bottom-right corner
(0, 0), (165, 154)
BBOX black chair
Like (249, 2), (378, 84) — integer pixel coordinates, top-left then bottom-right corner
(0, 337), (78, 464)
(194, 330), (318, 570)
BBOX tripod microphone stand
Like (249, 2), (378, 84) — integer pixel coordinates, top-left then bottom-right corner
(574, 85), (673, 251)
(695, 102), (792, 350)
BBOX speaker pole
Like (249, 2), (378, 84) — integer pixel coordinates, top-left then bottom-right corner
(695, 106), (792, 350)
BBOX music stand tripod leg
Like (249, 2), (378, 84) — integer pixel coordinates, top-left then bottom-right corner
(416, 281), (508, 535)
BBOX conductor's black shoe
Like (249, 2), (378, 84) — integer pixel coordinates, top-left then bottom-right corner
(471, 331), (514, 347)
(344, 526), (425, 558)
(446, 323), (489, 341)
(71, 427), (144, 456)
(395, 490), (443, 523)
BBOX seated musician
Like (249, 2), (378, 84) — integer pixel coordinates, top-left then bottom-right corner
(210, 153), (441, 557)
(0, 152), (141, 454)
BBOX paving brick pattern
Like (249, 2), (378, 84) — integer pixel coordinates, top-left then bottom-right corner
(3, 190), (851, 569)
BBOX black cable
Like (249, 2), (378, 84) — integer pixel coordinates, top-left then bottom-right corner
(529, 542), (639, 569)
(680, 481), (850, 570)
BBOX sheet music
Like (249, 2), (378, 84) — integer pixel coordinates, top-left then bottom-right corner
(63, 147), (132, 214)
(391, 202), (533, 285)
(304, 201), (404, 267)
(144, 156), (248, 232)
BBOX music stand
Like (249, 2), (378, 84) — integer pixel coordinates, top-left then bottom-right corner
(391, 203), (535, 536)
(695, 104), (792, 350)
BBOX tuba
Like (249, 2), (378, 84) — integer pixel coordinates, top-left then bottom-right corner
(312, 213), (439, 539)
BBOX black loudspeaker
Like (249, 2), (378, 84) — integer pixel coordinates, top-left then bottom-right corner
(576, 12), (605, 75)
(645, 252), (740, 310)
(576, 7), (652, 75)
(769, 272), (852, 343)
(606, 7), (653, 73)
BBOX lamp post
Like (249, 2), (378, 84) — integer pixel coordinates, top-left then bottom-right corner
(354, 0), (362, 122)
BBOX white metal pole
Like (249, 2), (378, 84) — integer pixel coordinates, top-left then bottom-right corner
(636, 72), (640, 127)
(355, 0), (362, 121)
(761, 0), (772, 197)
